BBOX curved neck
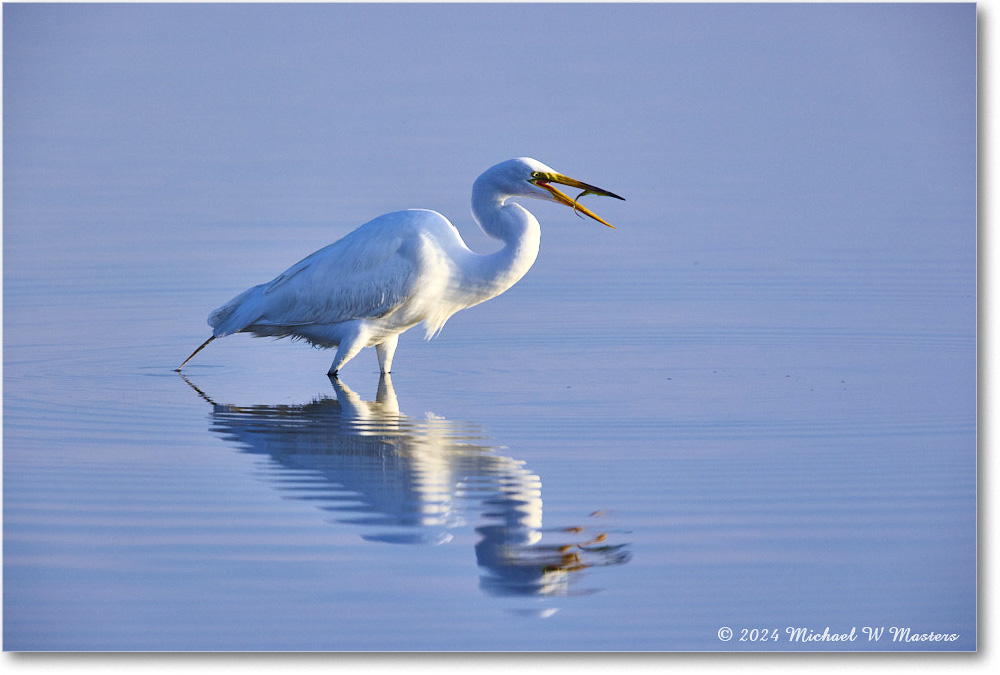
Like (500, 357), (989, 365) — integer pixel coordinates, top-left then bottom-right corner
(465, 187), (541, 300)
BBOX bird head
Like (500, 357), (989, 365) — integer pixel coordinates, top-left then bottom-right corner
(484, 158), (625, 229)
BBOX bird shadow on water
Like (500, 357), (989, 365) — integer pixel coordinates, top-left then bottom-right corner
(179, 373), (630, 601)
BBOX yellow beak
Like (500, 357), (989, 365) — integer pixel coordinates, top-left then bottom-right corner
(530, 171), (625, 229)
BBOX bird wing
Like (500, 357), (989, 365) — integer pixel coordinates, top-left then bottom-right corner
(209, 210), (457, 337)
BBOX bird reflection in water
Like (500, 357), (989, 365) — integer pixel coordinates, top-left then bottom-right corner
(182, 374), (629, 598)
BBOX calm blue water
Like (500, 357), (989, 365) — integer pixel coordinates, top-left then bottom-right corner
(3, 3), (976, 651)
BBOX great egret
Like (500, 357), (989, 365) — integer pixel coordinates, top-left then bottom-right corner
(177, 157), (624, 376)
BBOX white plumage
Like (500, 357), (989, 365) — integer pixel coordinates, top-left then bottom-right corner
(178, 157), (623, 376)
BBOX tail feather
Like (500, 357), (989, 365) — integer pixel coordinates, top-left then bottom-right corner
(208, 284), (265, 336)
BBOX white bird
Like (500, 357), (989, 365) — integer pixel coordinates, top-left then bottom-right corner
(177, 158), (624, 376)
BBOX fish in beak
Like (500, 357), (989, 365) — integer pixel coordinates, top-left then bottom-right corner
(529, 170), (625, 228)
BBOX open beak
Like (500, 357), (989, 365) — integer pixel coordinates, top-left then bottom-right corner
(530, 171), (625, 229)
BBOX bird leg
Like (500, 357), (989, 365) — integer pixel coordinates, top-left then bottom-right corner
(376, 335), (398, 374)
(327, 325), (369, 377)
